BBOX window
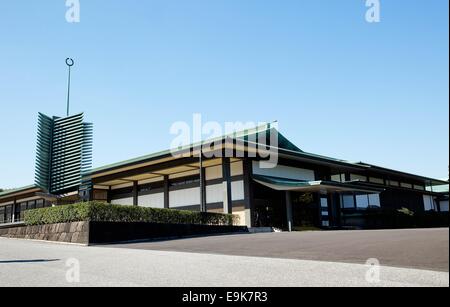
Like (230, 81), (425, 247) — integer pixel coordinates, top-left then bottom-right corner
(14, 205), (21, 222)
(369, 177), (384, 185)
(320, 198), (328, 208)
(27, 201), (36, 210)
(440, 201), (449, 212)
(331, 174), (346, 183)
(401, 183), (413, 189)
(36, 200), (44, 209)
(342, 195), (355, 209)
(389, 180), (399, 187)
(5, 205), (12, 223)
(350, 174), (367, 182)
(423, 195), (436, 211)
(368, 194), (381, 207)
(355, 194), (381, 209)
(0, 207), (5, 224)
(20, 202), (27, 212)
(356, 195), (370, 209)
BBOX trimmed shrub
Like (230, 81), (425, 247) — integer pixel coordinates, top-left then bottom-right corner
(24, 201), (239, 226)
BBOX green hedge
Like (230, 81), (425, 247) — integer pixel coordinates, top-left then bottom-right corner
(24, 201), (239, 226)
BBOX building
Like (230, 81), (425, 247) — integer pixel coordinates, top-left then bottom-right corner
(0, 123), (448, 229)
(35, 112), (93, 194)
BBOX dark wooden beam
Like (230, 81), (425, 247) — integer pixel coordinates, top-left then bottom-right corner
(285, 191), (293, 232)
(243, 158), (255, 227)
(200, 167), (206, 212)
(92, 157), (199, 185)
(222, 158), (233, 214)
(164, 175), (170, 209)
(132, 181), (138, 206)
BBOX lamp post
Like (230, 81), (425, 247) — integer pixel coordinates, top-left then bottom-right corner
(65, 58), (74, 117)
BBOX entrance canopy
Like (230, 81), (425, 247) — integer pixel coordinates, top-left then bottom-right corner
(253, 175), (384, 194)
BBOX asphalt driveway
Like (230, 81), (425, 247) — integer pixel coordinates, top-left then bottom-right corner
(1, 237), (448, 287)
(109, 228), (449, 272)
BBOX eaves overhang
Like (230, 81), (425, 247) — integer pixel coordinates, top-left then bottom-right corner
(253, 175), (385, 194)
(0, 185), (44, 203)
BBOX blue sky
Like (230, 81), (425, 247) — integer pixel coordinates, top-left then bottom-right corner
(0, 0), (448, 188)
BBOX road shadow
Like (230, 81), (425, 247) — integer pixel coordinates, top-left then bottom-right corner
(0, 259), (60, 264)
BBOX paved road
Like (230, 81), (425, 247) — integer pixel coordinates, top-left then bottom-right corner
(109, 228), (450, 272)
(0, 237), (448, 287)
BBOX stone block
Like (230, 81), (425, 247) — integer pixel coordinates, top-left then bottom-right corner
(69, 223), (78, 233)
(71, 232), (80, 243)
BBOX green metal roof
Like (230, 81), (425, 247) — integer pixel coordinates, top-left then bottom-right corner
(253, 175), (385, 193)
(89, 122), (303, 174)
(0, 184), (41, 198)
(356, 162), (449, 185)
(86, 123), (448, 186)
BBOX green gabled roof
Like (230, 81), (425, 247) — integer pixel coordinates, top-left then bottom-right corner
(89, 122), (303, 174)
(0, 184), (42, 198)
(86, 123), (448, 186)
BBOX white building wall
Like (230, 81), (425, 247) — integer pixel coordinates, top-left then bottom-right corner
(170, 187), (200, 208)
(206, 184), (223, 204)
(111, 198), (134, 206)
(139, 193), (165, 209)
(233, 210), (247, 226)
(232, 180), (245, 201)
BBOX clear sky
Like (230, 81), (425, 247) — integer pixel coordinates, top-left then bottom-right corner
(0, 0), (448, 189)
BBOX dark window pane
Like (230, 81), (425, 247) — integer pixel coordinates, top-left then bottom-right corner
(27, 201), (36, 210)
(36, 199), (44, 208)
(14, 204), (21, 222)
(5, 205), (12, 223)
(20, 202), (27, 212)
(0, 207), (5, 224)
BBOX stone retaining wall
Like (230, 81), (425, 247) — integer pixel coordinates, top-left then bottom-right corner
(0, 222), (89, 245)
(0, 221), (248, 245)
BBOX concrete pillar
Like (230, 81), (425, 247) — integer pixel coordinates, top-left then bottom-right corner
(286, 191), (293, 232)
